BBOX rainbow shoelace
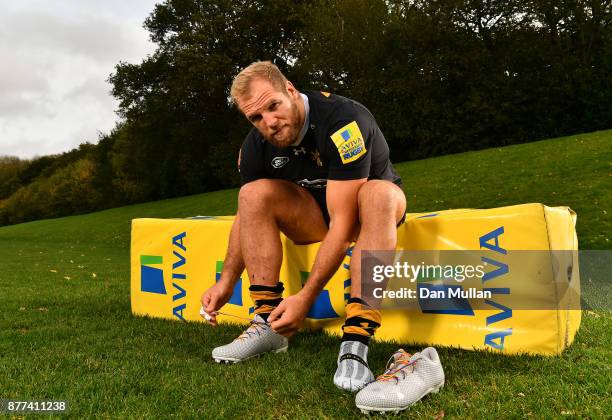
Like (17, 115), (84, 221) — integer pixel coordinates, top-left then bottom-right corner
(235, 319), (270, 341)
(375, 349), (417, 383)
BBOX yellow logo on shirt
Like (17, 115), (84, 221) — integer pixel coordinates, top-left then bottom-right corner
(330, 121), (367, 164)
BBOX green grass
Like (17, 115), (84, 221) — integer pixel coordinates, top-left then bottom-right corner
(1, 130), (610, 418)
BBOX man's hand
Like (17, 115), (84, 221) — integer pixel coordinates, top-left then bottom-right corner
(268, 293), (312, 337)
(200, 281), (234, 326)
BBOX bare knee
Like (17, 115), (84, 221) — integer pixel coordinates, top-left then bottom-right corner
(238, 179), (278, 211)
(357, 181), (405, 225)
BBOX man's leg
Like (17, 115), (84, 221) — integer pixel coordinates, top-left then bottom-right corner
(212, 179), (328, 363)
(335, 180), (406, 391)
(350, 180), (406, 300)
(239, 179), (328, 319)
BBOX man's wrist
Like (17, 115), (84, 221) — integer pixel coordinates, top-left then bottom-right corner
(217, 275), (237, 287)
(297, 285), (319, 305)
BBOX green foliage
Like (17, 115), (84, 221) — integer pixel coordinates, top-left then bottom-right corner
(0, 158), (101, 225)
(0, 156), (30, 199)
(2, 0), (611, 225)
(107, 0), (310, 203)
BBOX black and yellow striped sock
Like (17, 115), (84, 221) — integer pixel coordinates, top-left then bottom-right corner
(341, 297), (381, 345)
(249, 282), (284, 322)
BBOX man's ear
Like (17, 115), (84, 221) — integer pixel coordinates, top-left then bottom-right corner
(286, 81), (298, 98)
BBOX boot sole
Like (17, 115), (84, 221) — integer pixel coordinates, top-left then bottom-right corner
(213, 346), (288, 364)
(356, 383), (444, 414)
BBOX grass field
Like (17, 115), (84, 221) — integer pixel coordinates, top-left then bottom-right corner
(1, 130), (610, 418)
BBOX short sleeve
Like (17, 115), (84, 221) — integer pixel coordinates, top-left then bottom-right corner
(239, 131), (265, 185)
(323, 105), (374, 180)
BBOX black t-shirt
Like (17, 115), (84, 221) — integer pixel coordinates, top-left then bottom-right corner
(239, 91), (401, 191)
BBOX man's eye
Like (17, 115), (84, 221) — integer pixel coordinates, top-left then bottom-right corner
(250, 115), (261, 122)
(269, 102), (278, 111)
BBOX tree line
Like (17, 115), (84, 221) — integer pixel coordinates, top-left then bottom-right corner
(1, 0), (610, 226)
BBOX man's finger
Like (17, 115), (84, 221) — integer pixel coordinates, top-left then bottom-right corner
(270, 321), (286, 334)
(199, 299), (218, 325)
(205, 296), (218, 314)
(270, 318), (280, 330)
(272, 321), (296, 337)
(267, 303), (285, 322)
(270, 313), (292, 331)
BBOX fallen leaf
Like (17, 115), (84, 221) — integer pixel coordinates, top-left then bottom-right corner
(50, 269), (58, 273)
(64, 276), (71, 280)
(92, 273), (97, 278)
(37, 307), (49, 312)
(19, 307), (26, 311)
(518, 392), (525, 397)
(434, 410), (445, 419)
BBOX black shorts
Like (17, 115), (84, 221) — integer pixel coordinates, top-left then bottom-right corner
(307, 188), (331, 226)
(306, 184), (406, 228)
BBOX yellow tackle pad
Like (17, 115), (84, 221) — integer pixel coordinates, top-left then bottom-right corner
(131, 204), (580, 355)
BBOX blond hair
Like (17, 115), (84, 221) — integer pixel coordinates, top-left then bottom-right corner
(230, 61), (288, 104)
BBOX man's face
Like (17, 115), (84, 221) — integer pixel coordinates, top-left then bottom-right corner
(236, 78), (303, 148)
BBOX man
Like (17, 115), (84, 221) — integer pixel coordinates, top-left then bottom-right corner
(200, 61), (406, 392)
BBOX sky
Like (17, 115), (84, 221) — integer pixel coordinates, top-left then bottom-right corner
(0, 0), (159, 159)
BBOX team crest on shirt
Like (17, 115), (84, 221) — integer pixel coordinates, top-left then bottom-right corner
(330, 121), (367, 164)
(271, 156), (289, 168)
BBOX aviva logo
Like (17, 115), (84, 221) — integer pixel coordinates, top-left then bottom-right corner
(140, 255), (166, 294)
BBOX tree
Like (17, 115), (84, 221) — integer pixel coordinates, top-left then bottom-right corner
(109, 0), (310, 200)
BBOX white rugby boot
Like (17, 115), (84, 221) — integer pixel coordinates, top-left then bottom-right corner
(355, 347), (444, 414)
(333, 341), (375, 392)
(212, 314), (288, 363)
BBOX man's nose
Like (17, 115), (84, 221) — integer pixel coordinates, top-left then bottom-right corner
(262, 112), (278, 128)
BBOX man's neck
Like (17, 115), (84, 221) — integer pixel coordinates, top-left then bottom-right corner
(292, 93), (310, 147)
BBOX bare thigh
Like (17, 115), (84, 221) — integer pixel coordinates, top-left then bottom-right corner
(239, 179), (328, 244)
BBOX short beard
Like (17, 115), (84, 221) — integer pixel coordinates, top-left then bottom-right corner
(265, 128), (299, 148)
(263, 98), (301, 148)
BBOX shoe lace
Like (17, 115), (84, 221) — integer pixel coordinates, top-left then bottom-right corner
(235, 319), (270, 341)
(375, 350), (418, 383)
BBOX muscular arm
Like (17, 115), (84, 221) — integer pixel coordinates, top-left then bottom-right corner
(269, 179), (366, 335)
(299, 179), (366, 303)
(201, 212), (244, 324)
